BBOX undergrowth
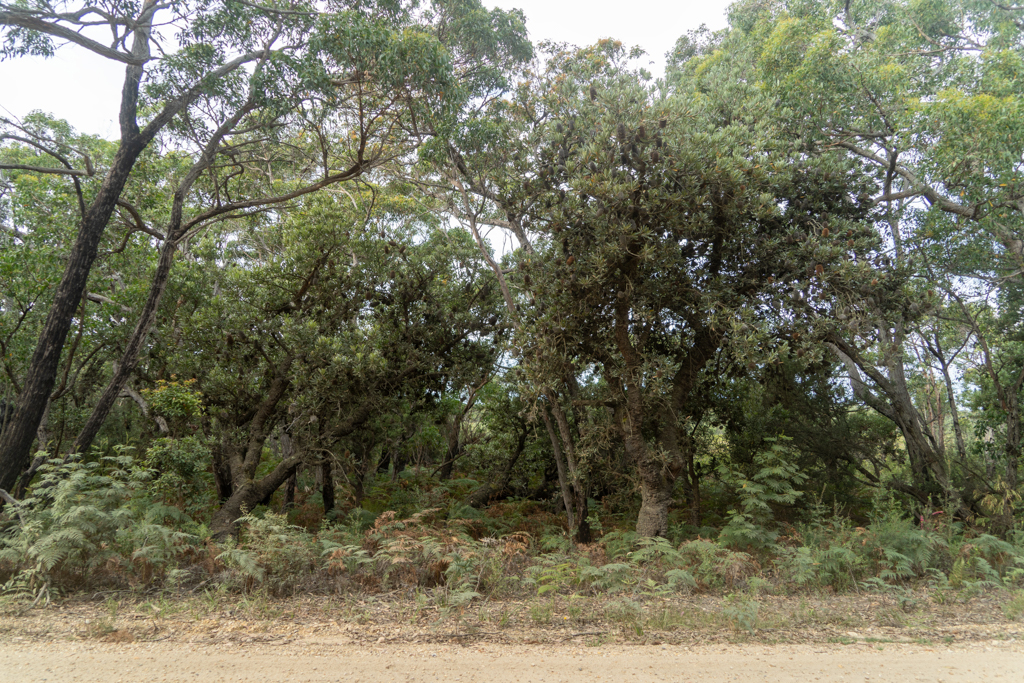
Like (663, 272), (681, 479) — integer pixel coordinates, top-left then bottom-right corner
(3, 458), (1024, 611)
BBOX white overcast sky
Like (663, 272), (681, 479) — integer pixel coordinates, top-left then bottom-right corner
(0, 1), (734, 139)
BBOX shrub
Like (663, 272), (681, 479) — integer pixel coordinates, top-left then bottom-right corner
(719, 437), (807, 551)
(0, 455), (141, 595)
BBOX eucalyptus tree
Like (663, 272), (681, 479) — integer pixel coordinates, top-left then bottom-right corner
(442, 40), (879, 536)
(0, 0), (530, 494)
(708, 0), (1024, 510)
(0, 116), (161, 468)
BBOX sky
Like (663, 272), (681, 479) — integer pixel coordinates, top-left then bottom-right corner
(0, 1), (734, 139)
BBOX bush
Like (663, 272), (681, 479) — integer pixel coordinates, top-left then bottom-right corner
(718, 438), (807, 551)
(1, 455), (143, 596)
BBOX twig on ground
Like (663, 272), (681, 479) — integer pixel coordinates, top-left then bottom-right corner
(563, 630), (606, 640)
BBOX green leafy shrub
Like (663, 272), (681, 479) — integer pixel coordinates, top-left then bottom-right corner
(143, 436), (213, 515)
(142, 378), (204, 421)
(226, 512), (319, 595)
(780, 544), (863, 590)
(723, 593), (761, 633)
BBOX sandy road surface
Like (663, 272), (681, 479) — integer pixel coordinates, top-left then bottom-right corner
(1, 639), (1022, 683)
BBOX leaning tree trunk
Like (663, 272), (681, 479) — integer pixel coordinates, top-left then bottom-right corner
(71, 99), (256, 457)
(830, 336), (962, 510)
(208, 357), (293, 538)
(210, 456), (302, 538)
(464, 427), (527, 508)
(0, 138), (150, 491)
(0, 6), (196, 490)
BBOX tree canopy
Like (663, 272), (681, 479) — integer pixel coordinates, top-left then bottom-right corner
(2, 0), (1024, 546)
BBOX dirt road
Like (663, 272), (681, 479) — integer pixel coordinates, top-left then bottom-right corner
(1, 639), (1022, 683)
(2, 594), (1022, 682)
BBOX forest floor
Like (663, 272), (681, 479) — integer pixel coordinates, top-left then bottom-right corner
(0, 591), (1022, 682)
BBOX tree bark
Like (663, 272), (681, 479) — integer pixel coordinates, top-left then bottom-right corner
(829, 336), (957, 507)
(208, 356), (293, 538)
(0, 5), (156, 489)
(210, 455), (302, 538)
(321, 459), (335, 515)
(0, 130), (149, 490)
(541, 405), (575, 530)
(283, 470), (297, 511)
(71, 95), (258, 456)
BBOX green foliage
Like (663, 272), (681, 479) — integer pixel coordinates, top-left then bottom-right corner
(781, 545), (863, 591)
(142, 379), (205, 422)
(723, 593), (761, 634)
(215, 513), (319, 594)
(719, 438), (808, 551)
(4, 0), (1024, 614)
(0, 456), (140, 591)
(142, 436), (212, 515)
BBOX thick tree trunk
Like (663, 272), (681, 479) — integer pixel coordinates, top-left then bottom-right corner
(634, 445), (672, 537)
(617, 375), (669, 537)
(210, 455), (302, 538)
(212, 444), (234, 502)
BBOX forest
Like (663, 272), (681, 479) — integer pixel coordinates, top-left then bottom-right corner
(2, 0), (1024, 612)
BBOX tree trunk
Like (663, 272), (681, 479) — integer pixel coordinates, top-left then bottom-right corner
(1004, 393), (1020, 491)
(575, 493), (592, 544)
(830, 337), (958, 508)
(0, 147), (145, 490)
(72, 97), (258, 457)
(210, 455), (302, 538)
(541, 405), (575, 529)
(209, 356), (293, 536)
(938, 357), (968, 465)
(635, 445), (672, 537)
(617, 373), (668, 537)
(439, 435), (458, 481)
(212, 443), (234, 502)
(72, 237), (179, 455)
(464, 427), (526, 508)
(283, 471), (297, 512)
(322, 459), (335, 515)
(687, 445), (702, 527)
(438, 379), (487, 481)
(0, 9), (161, 491)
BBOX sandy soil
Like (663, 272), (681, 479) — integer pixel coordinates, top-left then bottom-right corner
(1, 594), (1022, 682)
(1, 639), (1022, 683)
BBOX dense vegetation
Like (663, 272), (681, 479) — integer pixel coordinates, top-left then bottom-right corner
(3, 0), (1024, 608)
